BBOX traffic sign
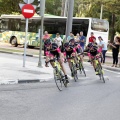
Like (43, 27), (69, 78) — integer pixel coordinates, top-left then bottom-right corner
(22, 4), (35, 18)
(23, 0), (34, 4)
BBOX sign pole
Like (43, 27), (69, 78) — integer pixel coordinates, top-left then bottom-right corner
(23, 18), (29, 67)
(38, 29), (41, 67)
(23, 0), (29, 67)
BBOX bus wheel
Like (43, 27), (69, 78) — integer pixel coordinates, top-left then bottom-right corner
(10, 36), (18, 47)
(28, 45), (35, 49)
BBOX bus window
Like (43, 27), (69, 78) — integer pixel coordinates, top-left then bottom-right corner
(72, 19), (89, 36)
(1, 19), (9, 31)
(44, 18), (66, 35)
(91, 18), (108, 32)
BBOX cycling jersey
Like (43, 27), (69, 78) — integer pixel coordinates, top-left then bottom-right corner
(45, 43), (61, 58)
(90, 49), (98, 56)
(74, 43), (82, 53)
(64, 46), (76, 59)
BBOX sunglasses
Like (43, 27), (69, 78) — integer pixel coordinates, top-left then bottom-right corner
(45, 44), (51, 47)
(65, 46), (70, 48)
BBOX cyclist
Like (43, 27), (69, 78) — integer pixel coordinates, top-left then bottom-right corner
(44, 39), (69, 83)
(69, 39), (83, 60)
(74, 42), (84, 61)
(63, 42), (78, 77)
(85, 43), (102, 75)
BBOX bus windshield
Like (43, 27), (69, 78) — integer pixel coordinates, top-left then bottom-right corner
(91, 18), (108, 32)
(43, 18), (89, 36)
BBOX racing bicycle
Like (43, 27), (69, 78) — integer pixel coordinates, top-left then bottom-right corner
(47, 58), (68, 91)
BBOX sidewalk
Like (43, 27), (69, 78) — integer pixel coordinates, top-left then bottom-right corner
(0, 56), (54, 85)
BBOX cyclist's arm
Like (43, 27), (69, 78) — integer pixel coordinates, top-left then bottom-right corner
(45, 51), (49, 62)
(56, 47), (63, 59)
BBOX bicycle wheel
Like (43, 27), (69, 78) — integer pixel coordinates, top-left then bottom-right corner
(78, 62), (82, 74)
(79, 61), (86, 77)
(54, 67), (63, 91)
(59, 71), (67, 87)
(72, 64), (78, 82)
(96, 64), (105, 83)
(98, 64), (105, 83)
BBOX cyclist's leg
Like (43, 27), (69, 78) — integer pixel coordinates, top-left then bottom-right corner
(91, 56), (96, 71)
(65, 53), (72, 70)
(49, 54), (55, 68)
(63, 52), (67, 63)
(79, 47), (84, 61)
(92, 59), (96, 71)
(45, 51), (50, 67)
(66, 54), (74, 77)
(58, 56), (69, 82)
(72, 52), (79, 68)
(67, 58), (72, 70)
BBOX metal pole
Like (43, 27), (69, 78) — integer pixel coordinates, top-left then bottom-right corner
(64, 0), (68, 17)
(38, 28), (41, 66)
(38, 0), (46, 67)
(65, 0), (74, 40)
(100, 4), (103, 19)
(23, 0), (29, 67)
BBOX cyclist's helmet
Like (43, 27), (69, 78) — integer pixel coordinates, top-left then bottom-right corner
(69, 44), (74, 49)
(44, 39), (51, 46)
(74, 42), (79, 46)
(87, 42), (93, 48)
(64, 42), (70, 48)
(52, 43), (58, 49)
(69, 39), (75, 43)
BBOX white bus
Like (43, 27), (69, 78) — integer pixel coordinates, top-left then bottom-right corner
(0, 14), (109, 47)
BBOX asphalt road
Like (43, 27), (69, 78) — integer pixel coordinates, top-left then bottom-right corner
(0, 53), (120, 120)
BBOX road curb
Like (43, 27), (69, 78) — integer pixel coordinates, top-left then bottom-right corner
(0, 77), (53, 85)
(0, 50), (41, 58)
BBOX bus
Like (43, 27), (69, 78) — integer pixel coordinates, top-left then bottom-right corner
(0, 14), (109, 47)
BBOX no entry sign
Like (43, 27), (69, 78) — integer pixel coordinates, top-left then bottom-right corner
(22, 4), (35, 18)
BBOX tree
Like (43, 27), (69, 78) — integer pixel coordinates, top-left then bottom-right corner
(74, 0), (120, 42)
(0, 0), (22, 15)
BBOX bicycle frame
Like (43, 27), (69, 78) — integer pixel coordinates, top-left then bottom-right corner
(70, 57), (78, 81)
(54, 61), (61, 71)
(92, 57), (105, 83)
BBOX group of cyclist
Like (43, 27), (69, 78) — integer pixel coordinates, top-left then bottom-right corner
(44, 36), (103, 85)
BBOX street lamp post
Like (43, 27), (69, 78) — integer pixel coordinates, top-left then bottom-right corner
(65, 0), (74, 40)
(64, 0), (68, 17)
(100, 4), (103, 19)
(38, 0), (46, 67)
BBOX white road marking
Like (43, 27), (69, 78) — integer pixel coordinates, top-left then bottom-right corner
(104, 69), (120, 74)
(24, 9), (33, 13)
(115, 75), (120, 78)
(104, 76), (110, 80)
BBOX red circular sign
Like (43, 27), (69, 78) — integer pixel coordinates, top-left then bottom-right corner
(22, 4), (35, 18)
